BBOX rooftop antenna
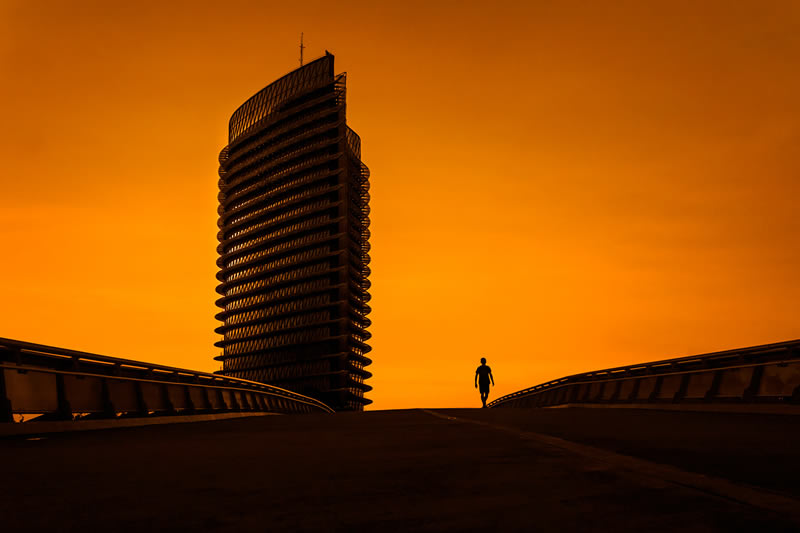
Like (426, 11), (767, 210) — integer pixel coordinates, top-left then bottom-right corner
(299, 33), (305, 66)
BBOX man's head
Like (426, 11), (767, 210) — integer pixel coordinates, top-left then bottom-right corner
(480, 357), (486, 365)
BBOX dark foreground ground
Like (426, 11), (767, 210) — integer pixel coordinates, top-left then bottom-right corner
(2, 407), (799, 532)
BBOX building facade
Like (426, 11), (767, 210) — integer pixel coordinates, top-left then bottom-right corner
(214, 53), (372, 411)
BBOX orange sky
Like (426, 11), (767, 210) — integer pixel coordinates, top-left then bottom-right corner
(1, 0), (798, 409)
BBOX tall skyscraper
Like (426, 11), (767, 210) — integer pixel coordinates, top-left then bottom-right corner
(214, 53), (372, 411)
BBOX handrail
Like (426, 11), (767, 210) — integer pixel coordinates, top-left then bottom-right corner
(0, 337), (335, 422)
(490, 339), (800, 408)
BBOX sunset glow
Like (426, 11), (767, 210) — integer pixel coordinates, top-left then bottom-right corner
(2, 0), (798, 409)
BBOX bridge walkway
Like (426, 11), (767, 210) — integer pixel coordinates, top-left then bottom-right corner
(1, 408), (798, 532)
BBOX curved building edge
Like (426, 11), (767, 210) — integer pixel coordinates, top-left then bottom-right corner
(213, 53), (372, 411)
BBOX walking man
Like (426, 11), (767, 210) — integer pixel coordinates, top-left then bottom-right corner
(475, 357), (494, 408)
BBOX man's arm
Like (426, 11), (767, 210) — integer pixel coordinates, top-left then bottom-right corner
(474, 370), (478, 388)
(490, 371), (495, 386)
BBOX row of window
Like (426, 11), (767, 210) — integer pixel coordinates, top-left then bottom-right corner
(223, 244), (330, 283)
(223, 231), (330, 270)
(221, 346), (338, 367)
(224, 214), (331, 256)
(224, 130), (338, 194)
(349, 333), (369, 344)
(218, 165), (342, 215)
(222, 175), (338, 239)
(222, 326), (330, 356)
(225, 114), (339, 178)
(224, 293), (331, 327)
(224, 198), (330, 242)
(223, 165), (337, 220)
(221, 149), (337, 211)
(224, 181), (334, 228)
(223, 134), (338, 195)
(347, 187), (369, 208)
(348, 314), (371, 330)
(347, 275), (371, 295)
(345, 126), (361, 160)
(229, 97), (337, 164)
(223, 262), (329, 300)
(350, 346), (368, 358)
(222, 278), (330, 312)
(224, 310), (331, 341)
(347, 207), (369, 231)
(228, 57), (333, 141)
(230, 100), (335, 157)
(224, 358), (331, 378)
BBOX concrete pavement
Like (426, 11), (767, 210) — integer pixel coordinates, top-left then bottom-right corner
(1, 408), (798, 531)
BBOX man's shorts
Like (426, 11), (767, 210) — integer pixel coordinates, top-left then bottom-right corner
(479, 383), (490, 394)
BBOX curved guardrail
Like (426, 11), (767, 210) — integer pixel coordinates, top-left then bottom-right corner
(0, 337), (334, 424)
(490, 339), (800, 410)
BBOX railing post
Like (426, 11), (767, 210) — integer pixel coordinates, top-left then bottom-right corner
(55, 374), (73, 421)
(239, 392), (252, 411)
(161, 384), (176, 415)
(200, 387), (212, 411)
(0, 368), (13, 423)
(135, 382), (149, 416)
(743, 366), (764, 402)
(673, 375), (690, 403)
(608, 381), (621, 402)
(704, 370), (724, 402)
(530, 392), (541, 408)
(582, 382), (593, 402)
(101, 379), (116, 418)
(628, 378), (640, 401)
(229, 391), (241, 411)
(567, 384), (579, 403)
(648, 376), (663, 402)
(594, 382), (606, 403)
(217, 389), (229, 410)
(11, 346), (22, 365)
(184, 386), (196, 414)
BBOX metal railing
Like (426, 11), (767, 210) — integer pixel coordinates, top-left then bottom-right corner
(0, 337), (334, 424)
(490, 339), (800, 409)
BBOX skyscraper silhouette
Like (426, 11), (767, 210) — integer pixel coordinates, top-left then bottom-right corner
(214, 53), (372, 411)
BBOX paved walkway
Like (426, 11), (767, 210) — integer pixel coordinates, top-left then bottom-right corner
(2, 408), (799, 531)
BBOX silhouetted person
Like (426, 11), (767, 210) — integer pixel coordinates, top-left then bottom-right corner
(475, 357), (494, 408)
